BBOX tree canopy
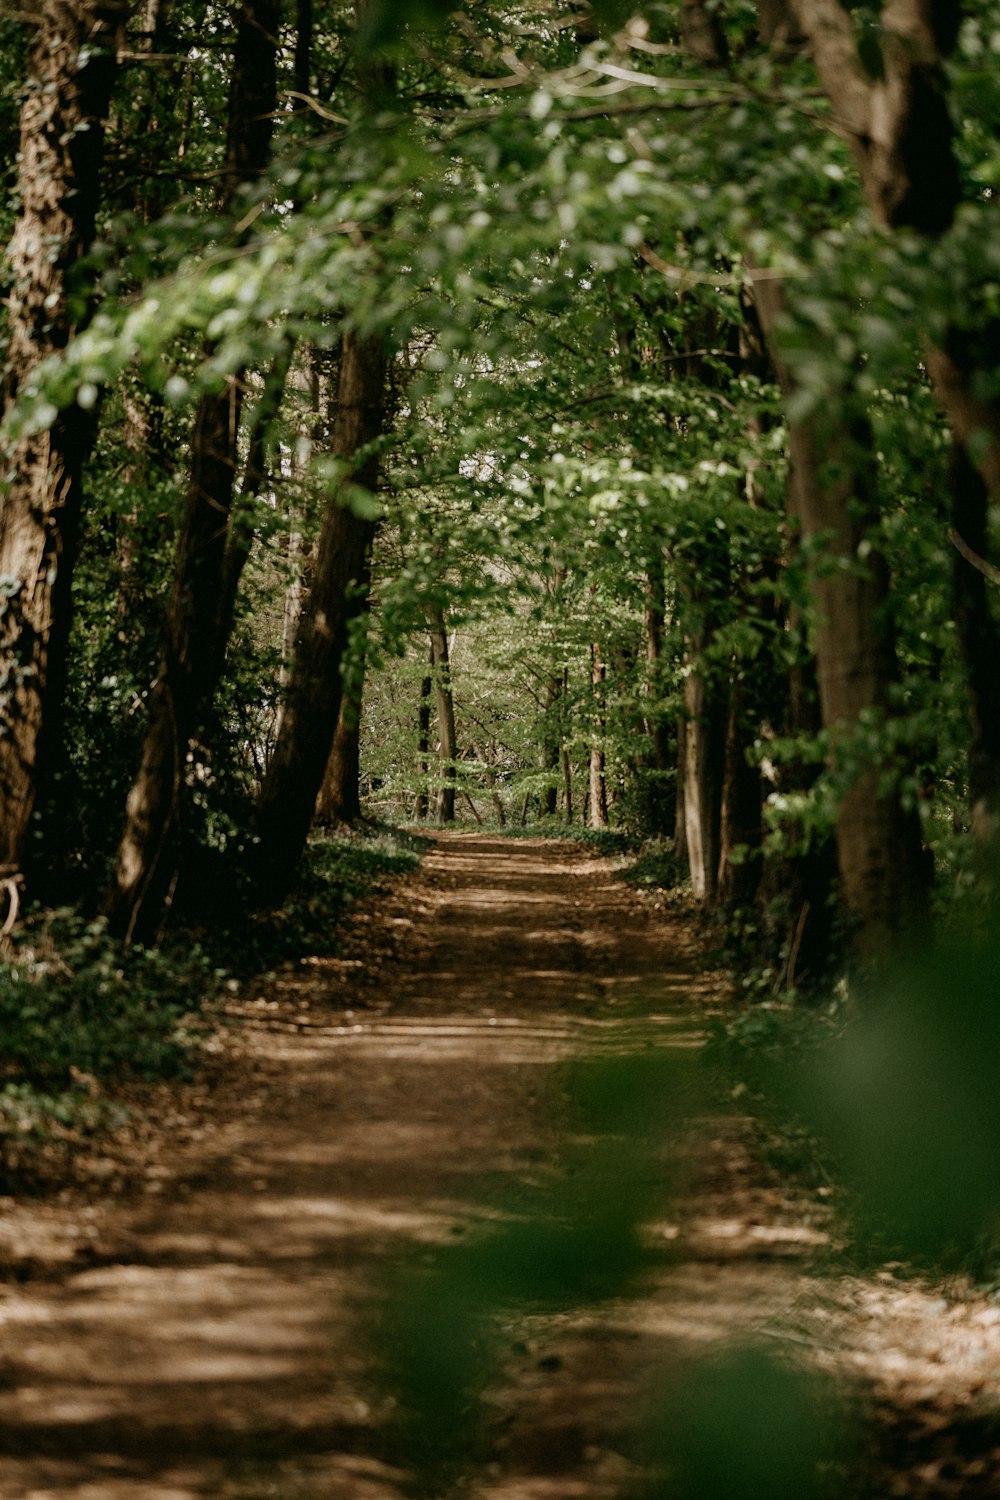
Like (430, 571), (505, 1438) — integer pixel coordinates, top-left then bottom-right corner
(1, 0), (999, 970)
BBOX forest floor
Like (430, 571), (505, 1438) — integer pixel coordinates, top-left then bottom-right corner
(1, 832), (999, 1500)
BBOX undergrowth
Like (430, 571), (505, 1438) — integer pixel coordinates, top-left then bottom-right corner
(0, 823), (426, 1190)
(0, 912), (222, 1189)
(704, 1000), (844, 1198)
(207, 822), (427, 976)
(456, 820), (637, 856)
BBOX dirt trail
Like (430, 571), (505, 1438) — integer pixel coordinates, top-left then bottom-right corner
(1, 834), (998, 1500)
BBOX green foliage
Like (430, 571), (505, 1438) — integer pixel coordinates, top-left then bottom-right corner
(205, 824), (426, 976)
(0, 912), (221, 1187)
(0, 912), (220, 1086)
(620, 835), (681, 892)
(801, 924), (1000, 1269)
(635, 1345), (850, 1500)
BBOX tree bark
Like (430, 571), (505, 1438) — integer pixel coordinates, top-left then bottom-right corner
(762, 1), (1000, 846)
(681, 661), (726, 901)
(105, 0), (280, 940)
(949, 441), (1000, 837)
(588, 644), (609, 829)
(428, 612), (457, 823)
(542, 672), (562, 816)
(252, 329), (385, 899)
(752, 272), (929, 958)
(0, 1), (126, 877)
(415, 654), (432, 820)
(717, 684), (762, 906)
(316, 689), (364, 827)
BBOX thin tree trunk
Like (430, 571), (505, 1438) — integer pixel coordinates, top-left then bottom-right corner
(473, 743), (506, 826)
(643, 558), (671, 774)
(950, 441), (1000, 837)
(105, 0), (280, 940)
(716, 684), (762, 905)
(681, 664), (726, 901)
(0, 1), (126, 876)
(674, 716), (688, 867)
(416, 654), (432, 820)
(429, 611), (457, 823)
(588, 645), (609, 829)
(294, 0), (313, 99)
(542, 672), (561, 816)
(562, 744), (574, 824)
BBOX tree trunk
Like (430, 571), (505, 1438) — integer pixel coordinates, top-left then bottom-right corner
(252, 329), (385, 900)
(562, 743), (574, 824)
(415, 655), (432, 820)
(717, 684), (762, 906)
(681, 663), (726, 901)
(643, 557), (672, 775)
(542, 672), (562, 816)
(674, 717), (689, 867)
(105, 0), (280, 940)
(0, 1), (126, 877)
(785, 0), (1000, 834)
(949, 441), (1000, 837)
(429, 612), (457, 823)
(315, 646), (367, 828)
(588, 645), (609, 829)
(752, 272), (930, 959)
(640, 547), (675, 836)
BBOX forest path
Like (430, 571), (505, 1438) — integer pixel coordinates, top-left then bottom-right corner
(0, 834), (995, 1499)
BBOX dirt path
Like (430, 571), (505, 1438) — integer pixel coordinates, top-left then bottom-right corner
(1, 834), (999, 1499)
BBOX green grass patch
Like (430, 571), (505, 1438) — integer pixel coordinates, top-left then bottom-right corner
(469, 822), (637, 856)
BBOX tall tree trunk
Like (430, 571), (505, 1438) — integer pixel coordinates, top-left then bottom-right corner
(315, 639), (367, 828)
(294, 0), (313, 99)
(674, 716), (689, 868)
(253, 328), (385, 899)
(542, 672), (562, 816)
(681, 662), (726, 901)
(643, 555), (672, 775)
(415, 654), (432, 820)
(784, 0), (1000, 831)
(105, 0), (280, 940)
(588, 644), (609, 829)
(949, 442), (1000, 837)
(429, 612), (457, 823)
(641, 547), (675, 836)
(752, 273), (929, 959)
(716, 683), (762, 906)
(0, 1), (126, 877)
(479, 751), (506, 826)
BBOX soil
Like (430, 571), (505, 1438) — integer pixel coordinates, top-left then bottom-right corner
(1, 833), (999, 1499)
